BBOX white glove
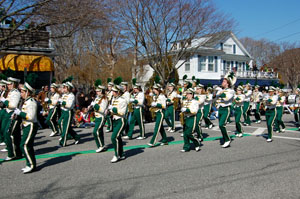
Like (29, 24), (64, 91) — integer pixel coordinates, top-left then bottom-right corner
(177, 94), (182, 99)
(58, 99), (63, 103)
(181, 107), (187, 112)
(91, 101), (95, 106)
(0, 97), (5, 102)
(149, 93), (153, 97)
(14, 108), (21, 115)
(129, 98), (135, 102)
(151, 102), (157, 107)
(44, 98), (49, 102)
(108, 105), (113, 110)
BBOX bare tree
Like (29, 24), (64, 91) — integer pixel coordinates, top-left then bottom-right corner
(117, 0), (234, 85)
(240, 37), (281, 67)
(0, 0), (102, 49)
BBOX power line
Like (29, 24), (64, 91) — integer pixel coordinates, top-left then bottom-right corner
(276, 31), (300, 41)
(253, 17), (300, 38)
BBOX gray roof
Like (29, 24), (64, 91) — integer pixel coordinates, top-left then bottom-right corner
(201, 31), (232, 48)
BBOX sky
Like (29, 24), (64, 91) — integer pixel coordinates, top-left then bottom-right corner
(214, 0), (300, 44)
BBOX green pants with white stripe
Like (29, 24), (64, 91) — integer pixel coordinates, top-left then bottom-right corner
(46, 107), (60, 134)
(254, 102), (261, 122)
(3, 111), (22, 158)
(106, 115), (112, 131)
(0, 109), (5, 143)
(243, 101), (251, 125)
(234, 106), (243, 134)
(218, 106), (231, 142)
(265, 109), (277, 139)
(128, 107), (145, 138)
(150, 110), (167, 145)
(275, 106), (285, 131)
(164, 105), (175, 130)
(203, 104), (213, 128)
(20, 123), (38, 169)
(59, 110), (80, 147)
(195, 109), (203, 140)
(183, 116), (200, 151)
(111, 118), (125, 157)
(93, 116), (105, 148)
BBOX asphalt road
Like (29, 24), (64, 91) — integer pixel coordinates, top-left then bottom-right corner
(1, 114), (300, 199)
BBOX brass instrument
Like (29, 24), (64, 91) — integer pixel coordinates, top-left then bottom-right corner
(179, 112), (185, 126)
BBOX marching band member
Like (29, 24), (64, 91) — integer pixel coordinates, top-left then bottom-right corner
(147, 83), (168, 147)
(293, 88), (300, 127)
(91, 79), (108, 152)
(0, 79), (9, 146)
(194, 83), (206, 141)
(164, 80), (177, 133)
(59, 79), (80, 147)
(264, 86), (278, 142)
(108, 79), (127, 163)
(234, 86), (245, 137)
(45, 82), (61, 137)
(124, 82), (145, 140)
(121, 81), (130, 135)
(216, 72), (236, 148)
(0, 77), (22, 160)
(180, 88), (200, 152)
(252, 85), (263, 123)
(203, 87), (214, 129)
(13, 76), (38, 173)
(275, 89), (286, 133)
(243, 83), (252, 126)
(106, 78), (114, 133)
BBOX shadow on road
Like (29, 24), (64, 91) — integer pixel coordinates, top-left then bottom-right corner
(36, 153), (80, 171)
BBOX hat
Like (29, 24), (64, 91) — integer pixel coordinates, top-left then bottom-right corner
(196, 84), (204, 89)
(21, 73), (37, 93)
(237, 85), (243, 91)
(111, 85), (122, 92)
(64, 82), (74, 88)
(153, 83), (161, 89)
(94, 79), (105, 91)
(255, 85), (260, 89)
(268, 86), (276, 92)
(167, 78), (176, 87)
(133, 83), (142, 89)
(7, 77), (20, 84)
(0, 80), (5, 86)
(186, 88), (194, 94)
(121, 82), (128, 86)
(224, 72), (237, 86)
(50, 83), (59, 88)
(192, 76), (197, 83)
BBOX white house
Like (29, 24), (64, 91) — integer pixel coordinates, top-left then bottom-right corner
(135, 31), (278, 87)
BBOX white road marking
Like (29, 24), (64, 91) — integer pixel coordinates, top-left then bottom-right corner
(273, 135), (300, 141)
(250, 128), (265, 135)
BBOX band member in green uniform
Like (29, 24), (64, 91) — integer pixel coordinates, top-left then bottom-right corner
(252, 85), (262, 123)
(59, 78), (80, 147)
(45, 82), (61, 137)
(124, 82), (145, 140)
(164, 79), (177, 133)
(0, 79), (9, 146)
(234, 86), (245, 137)
(275, 89), (286, 133)
(90, 79), (108, 152)
(0, 77), (22, 159)
(194, 82), (206, 141)
(203, 87), (214, 129)
(264, 86), (278, 142)
(13, 75), (38, 173)
(180, 88), (200, 152)
(108, 78), (127, 163)
(216, 72), (236, 148)
(243, 83), (252, 126)
(106, 78), (114, 133)
(148, 83), (168, 147)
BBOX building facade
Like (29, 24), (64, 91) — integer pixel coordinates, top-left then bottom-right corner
(136, 31), (278, 87)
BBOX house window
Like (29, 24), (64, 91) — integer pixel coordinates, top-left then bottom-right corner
(233, 44), (236, 54)
(198, 56), (206, 71)
(208, 56), (214, 71)
(226, 61), (231, 71)
(185, 59), (190, 72)
(214, 56), (218, 72)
